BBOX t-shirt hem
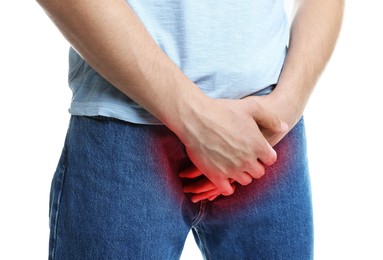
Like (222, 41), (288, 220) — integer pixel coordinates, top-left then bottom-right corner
(69, 102), (163, 125)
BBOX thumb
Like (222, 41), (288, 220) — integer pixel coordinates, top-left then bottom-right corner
(246, 97), (288, 132)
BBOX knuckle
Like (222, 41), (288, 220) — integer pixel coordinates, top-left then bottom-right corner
(269, 150), (278, 164)
(221, 188), (234, 196)
(250, 165), (265, 179)
(252, 99), (260, 109)
(256, 166), (266, 179)
(272, 115), (281, 128)
(217, 181), (234, 196)
(238, 175), (252, 186)
(261, 148), (277, 166)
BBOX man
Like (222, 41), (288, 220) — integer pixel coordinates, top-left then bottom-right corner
(37, 0), (344, 259)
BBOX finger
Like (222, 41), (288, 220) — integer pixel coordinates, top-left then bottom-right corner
(233, 172), (253, 186)
(179, 166), (203, 178)
(208, 194), (220, 201)
(258, 147), (277, 167)
(260, 127), (275, 142)
(222, 182), (236, 197)
(247, 98), (288, 132)
(244, 161), (266, 179)
(209, 177), (235, 196)
(191, 190), (221, 203)
(183, 178), (216, 194)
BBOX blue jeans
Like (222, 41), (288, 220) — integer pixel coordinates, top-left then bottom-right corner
(49, 116), (313, 259)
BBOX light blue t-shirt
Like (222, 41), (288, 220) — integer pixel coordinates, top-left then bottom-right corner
(69, 0), (289, 124)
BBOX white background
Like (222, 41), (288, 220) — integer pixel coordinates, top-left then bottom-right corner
(1, 1), (382, 259)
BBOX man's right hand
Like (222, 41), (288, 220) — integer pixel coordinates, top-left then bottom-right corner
(176, 95), (288, 196)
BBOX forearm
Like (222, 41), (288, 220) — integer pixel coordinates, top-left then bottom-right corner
(268, 0), (344, 128)
(37, 0), (289, 194)
(36, 0), (205, 132)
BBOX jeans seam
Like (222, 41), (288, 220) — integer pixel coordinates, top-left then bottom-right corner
(191, 201), (210, 259)
(49, 149), (68, 260)
(193, 226), (210, 260)
(191, 200), (207, 226)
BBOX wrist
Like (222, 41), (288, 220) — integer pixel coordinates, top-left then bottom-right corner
(161, 80), (211, 143)
(263, 87), (305, 130)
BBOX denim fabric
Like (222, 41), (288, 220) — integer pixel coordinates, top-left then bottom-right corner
(49, 116), (313, 260)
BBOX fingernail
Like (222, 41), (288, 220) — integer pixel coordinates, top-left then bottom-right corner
(222, 189), (234, 196)
(208, 195), (218, 201)
(192, 198), (200, 203)
(281, 122), (289, 131)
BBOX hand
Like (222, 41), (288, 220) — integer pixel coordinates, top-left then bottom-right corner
(177, 95), (288, 196)
(180, 167), (238, 203)
(255, 94), (296, 147)
(179, 167), (228, 203)
(180, 94), (294, 203)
